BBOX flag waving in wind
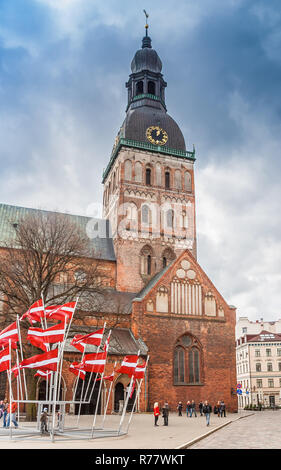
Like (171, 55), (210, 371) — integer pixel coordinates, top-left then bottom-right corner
(79, 351), (107, 373)
(46, 302), (76, 323)
(0, 347), (11, 372)
(0, 321), (19, 348)
(116, 355), (139, 377)
(19, 348), (58, 371)
(69, 362), (86, 380)
(27, 322), (66, 351)
(71, 327), (104, 352)
(20, 299), (45, 324)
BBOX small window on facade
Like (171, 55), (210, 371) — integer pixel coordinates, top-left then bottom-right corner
(146, 167), (151, 185)
(165, 171), (170, 189)
(147, 255), (151, 275)
(166, 209), (174, 228)
(162, 257), (167, 268)
(256, 363), (261, 372)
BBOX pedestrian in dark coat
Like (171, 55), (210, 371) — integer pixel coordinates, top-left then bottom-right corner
(190, 400), (197, 417)
(177, 401), (183, 416)
(186, 401), (191, 417)
(199, 401), (203, 416)
(214, 401), (221, 417)
(203, 401), (212, 426)
(220, 400), (226, 417)
(162, 402), (169, 426)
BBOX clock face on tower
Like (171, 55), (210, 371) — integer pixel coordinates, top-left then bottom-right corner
(146, 126), (168, 146)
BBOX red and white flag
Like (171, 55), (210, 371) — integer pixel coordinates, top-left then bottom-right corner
(27, 322), (66, 351)
(69, 362), (86, 380)
(34, 370), (53, 378)
(11, 364), (21, 378)
(116, 355), (139, 377)
(96, 371), (114, 382)
(19, 348), (58, 371)
(71, 327), (104, 352)
(47, 302), (76, 323)
(20, 299), (45, 324)
(134, 362), (147, 379)
(0, 322), (19, 348)
(79, 351), (107, 373)
(0, 347), (11, 372)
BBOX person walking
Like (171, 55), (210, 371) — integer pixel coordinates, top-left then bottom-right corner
(220, 400), (226, 417)
(177, 401), (183, 416)
(203, 400), (212, 426)
(199, 401), (203, 416)
(2, 399), (8, 428)
(162, 402), (169, 426)
(190, 400), (197, 417)
(0, 400), (4, 420)
(153, 402), (160, 426)
(214, 401), (221, 417)
(40, 408), (49, 434)
(7, 401), (18, 428)
(186, 401), (191, 417)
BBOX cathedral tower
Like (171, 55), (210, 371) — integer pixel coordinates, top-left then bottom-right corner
(102, 26), (196, 292)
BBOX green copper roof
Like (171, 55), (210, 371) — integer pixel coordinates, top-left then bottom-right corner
(0, 203), (116, 261)
(102, 138), (195, 183)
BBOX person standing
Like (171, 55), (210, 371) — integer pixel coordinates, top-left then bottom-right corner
(199, 401), (203, 416)
(220, 400), (226, 417)
(0, 401), (4, 420)
(153, 402), (160, 426)
(186, 401), (191, 417)
(203, 400), (212, 426)
(215, 401), (221, 417)
(40, 408), (49, 434)
(7, 401), (18, 428)
(2, 399), (8, 428)
(177, 401), (183, 416)
(162, 402), (169, 426)
(190, 400), (197, 417)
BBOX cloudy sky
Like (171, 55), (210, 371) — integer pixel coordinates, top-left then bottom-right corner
(0, 0), (280, 322)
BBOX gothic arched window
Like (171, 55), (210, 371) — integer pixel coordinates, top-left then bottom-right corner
(140, 245), (154, 276)
(174, 334), (202, 385)
(165, 171), (170, 189)
(166, 209), (174, 228)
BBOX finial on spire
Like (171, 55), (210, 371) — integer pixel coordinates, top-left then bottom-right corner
(143, 9), (149, 36)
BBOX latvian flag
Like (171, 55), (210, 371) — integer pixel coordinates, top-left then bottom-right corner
(134, 362), (147, 380)
(116, 355), (139, 377)
(20, 299), (45, 324)
(96, 371), (114, 382)
(79, 351), (107, 373)
(71, 327), (104, 352)
(27, 322), (66, 351)
(19, 348), (58, 372)
(69, 362), (86, 380)
(0, 321), (19, 349)
(46, 302), (76, 323)
(0, 347), (11, 372)
(11, 364), (21, 377)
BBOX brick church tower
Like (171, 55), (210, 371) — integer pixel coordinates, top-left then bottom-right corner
(103, 26), (197, 293)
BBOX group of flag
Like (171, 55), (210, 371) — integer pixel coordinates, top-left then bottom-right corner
(0, 298), (147, 388)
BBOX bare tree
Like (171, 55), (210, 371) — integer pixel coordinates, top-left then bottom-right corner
(0, 210), (110, 416)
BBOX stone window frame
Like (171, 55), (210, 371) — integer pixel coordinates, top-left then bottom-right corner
(173, 333), (203, 386)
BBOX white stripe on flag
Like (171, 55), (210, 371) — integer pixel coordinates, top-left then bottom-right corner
(0, 354), (11, 363)
(0, 328), (18, 339)
(28, 329), (65, 337)
(22, 358), (58, 369)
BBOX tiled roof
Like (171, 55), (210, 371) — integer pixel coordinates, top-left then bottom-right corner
(0, 203), (116, 261)
(133, 258), (177, 301)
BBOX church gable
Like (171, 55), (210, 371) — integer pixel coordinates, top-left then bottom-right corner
(133, 249), (230, 319)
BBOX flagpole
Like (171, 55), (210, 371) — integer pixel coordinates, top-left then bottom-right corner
(16, 315), (28, 400)
(8, 339), (13, 439)
(118, 350), (140, 435)
(50, 343), (62, 443)
(126, 355), (149, 434)
(91, 371), (104, 437)
(101, 361), (116, 429)
(83, 321), (106, 403)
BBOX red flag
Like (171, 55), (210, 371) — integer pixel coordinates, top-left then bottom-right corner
(11, 364), (21, 377)
(0, 347), (11, 372)
(69, 362), (86, 380)
(19, 348), (58, 371)
(27, 322), (66, 351)
(20, 299), (45, 324)
(0, 322), (19, 348)
(71, 327), (104, 350)
(47, 302), (76, 323)
(116, 355), (139, 376)
(134, 362), (147, 379)
(97, 371), (114, 382)
(79, 351), (107, 373)
(70, 334), (87, 353)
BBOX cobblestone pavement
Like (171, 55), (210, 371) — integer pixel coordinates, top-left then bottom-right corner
(190, 410), (281, 449)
